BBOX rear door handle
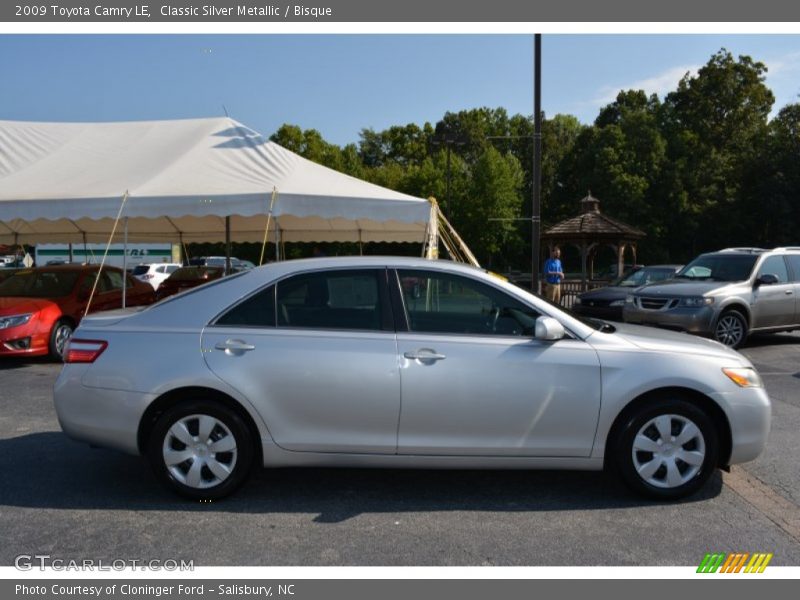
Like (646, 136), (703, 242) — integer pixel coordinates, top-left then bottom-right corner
(785, 290), (794, 295)
(214, 339), (256, 354)
(404, 349), (446, 361)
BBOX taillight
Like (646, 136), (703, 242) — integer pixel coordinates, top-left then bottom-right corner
(65, 339), (108, 363)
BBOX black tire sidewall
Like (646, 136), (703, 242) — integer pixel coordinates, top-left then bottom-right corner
(615, 397), (719, 500)
(147, 399), (255, 500)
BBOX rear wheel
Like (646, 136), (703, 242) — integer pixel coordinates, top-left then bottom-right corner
(613, 396), (718, 500)
(48, 319), (73, 361)
(714, 309), (748, 349)
(147, 399), (255, 500)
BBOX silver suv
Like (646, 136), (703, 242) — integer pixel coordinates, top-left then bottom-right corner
(623, 247), (800, 348)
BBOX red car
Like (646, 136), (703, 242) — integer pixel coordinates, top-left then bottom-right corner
(0, 265), (155, 360)
(155, 266), (226, 301)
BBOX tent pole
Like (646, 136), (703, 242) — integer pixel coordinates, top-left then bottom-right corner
(122, 217), (128, 308)
(68, 243), (73, 263)
(358, 229), (363, 256)
(259, 188), (279, 266)
(82, 233), (88, 265)
(275, 219), (281, 261)
(225, 216), (232, 275)
(84, 191), (129, 318)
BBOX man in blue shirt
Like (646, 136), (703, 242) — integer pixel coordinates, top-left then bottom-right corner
(543, 246), (565, 304)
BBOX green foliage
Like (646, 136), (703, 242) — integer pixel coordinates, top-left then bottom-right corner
(262, 49), (798, 268)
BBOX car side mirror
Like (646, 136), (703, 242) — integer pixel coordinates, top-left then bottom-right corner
(534, 316), (565, 341)
(755, 273), (779, 287)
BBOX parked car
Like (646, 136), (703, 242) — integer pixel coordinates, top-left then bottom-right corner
(155, 266), (226, 300)
(55, 257), (769, 501)
(131, 263), (182, 290)
(623, 247), (800, 348)
(572, 265), (683, 321)
(0, 265), (155, 359)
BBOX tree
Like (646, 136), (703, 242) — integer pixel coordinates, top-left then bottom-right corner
(457, 146), (524, 267)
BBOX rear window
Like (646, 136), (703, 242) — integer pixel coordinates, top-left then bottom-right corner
(0, 270), (80, 297)
(132, 265), (151, 275)
(168, 267), (222, 281)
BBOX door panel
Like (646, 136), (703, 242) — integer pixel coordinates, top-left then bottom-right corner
(396, 334), (601, 456)
(393, 269), (602, 457)
(202, 269), (401, 454)
(751, 256), (794, 328)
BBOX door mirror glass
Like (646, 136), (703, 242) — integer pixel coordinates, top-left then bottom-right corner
(534, 316), (565, 341)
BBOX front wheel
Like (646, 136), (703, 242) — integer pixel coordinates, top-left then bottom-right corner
(613, 397), (718, 500)
(49, 319), (74, 360)
(714, 310), (748, 349)
(147, 399), (255, 500)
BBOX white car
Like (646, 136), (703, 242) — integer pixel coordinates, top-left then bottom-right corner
(131, 263), (182, 290)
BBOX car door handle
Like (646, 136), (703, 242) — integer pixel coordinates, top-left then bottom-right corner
(404, 349), (446, 361)
(214, 339), (256, 354)
(785, 290), (794, 295)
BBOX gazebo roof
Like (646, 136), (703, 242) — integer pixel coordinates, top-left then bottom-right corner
(543, 193), (645, 240)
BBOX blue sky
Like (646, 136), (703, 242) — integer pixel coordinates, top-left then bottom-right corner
(1, 34), (799, 145)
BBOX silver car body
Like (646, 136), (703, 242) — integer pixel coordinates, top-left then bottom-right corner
(623, 248), (800, 338)
(54, 257), (770, 473)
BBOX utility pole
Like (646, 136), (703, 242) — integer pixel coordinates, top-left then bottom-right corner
(532, 33), (542, 294)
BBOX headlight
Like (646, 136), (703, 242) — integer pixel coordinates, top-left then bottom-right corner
(625, 295), (634, 304)
(678, 296), (714, 307)
(0, 313), (32, 329)
(609, 299), (625, 307)
(722, 367), (763, 388)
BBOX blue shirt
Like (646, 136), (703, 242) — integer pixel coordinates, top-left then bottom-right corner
(544, 258), (563, 284)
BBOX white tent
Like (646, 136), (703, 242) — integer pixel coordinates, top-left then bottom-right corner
(0, 117), (436, 246)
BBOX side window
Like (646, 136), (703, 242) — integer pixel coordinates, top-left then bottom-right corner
(397, 269), (540, 336)
(216, 285), (276, 328)
(785, 255), (800, 282)
(758, 256), (789, 284)
(103, 270), (124, 292)
(276, 270), (383, 331)
(156, 266), (166, 274)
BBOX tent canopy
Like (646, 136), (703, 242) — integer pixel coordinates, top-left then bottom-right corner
(0, 117), (433, 245)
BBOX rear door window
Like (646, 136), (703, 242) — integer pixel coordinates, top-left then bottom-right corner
(276, 269), (386, 331)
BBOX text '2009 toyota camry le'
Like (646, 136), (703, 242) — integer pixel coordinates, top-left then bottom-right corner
(53, 257), (770, 500)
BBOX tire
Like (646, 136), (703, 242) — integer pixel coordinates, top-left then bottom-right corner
(48, 319), (74, 361)
(613, 396), (718, 500)
(713, 309), (748, 349)
(147, 399), (255, 500)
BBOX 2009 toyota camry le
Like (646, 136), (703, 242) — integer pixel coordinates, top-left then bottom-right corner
(53, 257), (770, 500)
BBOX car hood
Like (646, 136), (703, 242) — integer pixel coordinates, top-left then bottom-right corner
(0, 296), (57, 315)
(634, 279), (737, 296)
(604, 322), (744, 361)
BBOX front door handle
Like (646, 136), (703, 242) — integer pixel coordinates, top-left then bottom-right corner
(404, 348), (446, 362)
(785, 290), (794, 295)
(214, 339), (256, 355)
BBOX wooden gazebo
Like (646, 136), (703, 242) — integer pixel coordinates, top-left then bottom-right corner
(543, 193), (645, 289)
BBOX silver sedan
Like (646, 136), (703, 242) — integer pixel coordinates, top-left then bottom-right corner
(54, 257), (770, 500)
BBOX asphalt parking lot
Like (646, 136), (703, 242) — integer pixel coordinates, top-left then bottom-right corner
(1, 332), (799, 567)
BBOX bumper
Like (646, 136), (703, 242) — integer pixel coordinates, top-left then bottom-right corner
(711, 386), (771, 465)
(54, 365), (155, 455)
(622, 305), (716, 334)
(0, 327), (49, 357)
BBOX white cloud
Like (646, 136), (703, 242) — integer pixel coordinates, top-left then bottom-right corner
(590, 64), (700, 108)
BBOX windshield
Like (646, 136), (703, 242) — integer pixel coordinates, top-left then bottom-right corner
(612, 267), (676, 287)
(676, 254), (758, 282)
(0, 270), (80, 297)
